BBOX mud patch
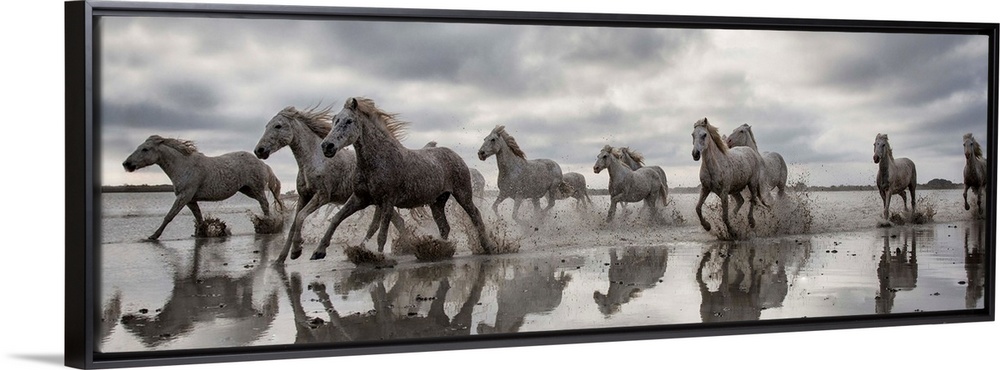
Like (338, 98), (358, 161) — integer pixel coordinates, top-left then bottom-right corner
(194, 217), (230, 237)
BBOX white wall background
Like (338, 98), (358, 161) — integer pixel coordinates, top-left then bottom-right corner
(1, 1), (996, 370)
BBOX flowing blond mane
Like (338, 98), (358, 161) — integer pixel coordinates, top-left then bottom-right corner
(148, 135), (198, 156)
(620, 147), (645, 165)
(964, 133), (983, 159)
(695, 118), (727, 153)
(349, 97), (408, 142)
(281, 104), (333, 138)
(493, 125), (526, 159)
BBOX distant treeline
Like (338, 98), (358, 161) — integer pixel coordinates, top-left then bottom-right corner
(105, 178), (963, 195)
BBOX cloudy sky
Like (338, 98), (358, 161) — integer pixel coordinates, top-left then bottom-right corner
(99, 15), (990, 190)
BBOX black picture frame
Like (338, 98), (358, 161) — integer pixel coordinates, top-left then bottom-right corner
(65, 1), (998, 368)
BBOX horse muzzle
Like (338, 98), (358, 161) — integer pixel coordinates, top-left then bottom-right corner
(873, 155), (880, 164)
(692, 150), (701, 161)
(122, 161), (137, 172)
(254, 147), (270, 160)
(321, 142), (338, 158)
(593, 166), (601, 174)
(478, 151), (487, 161)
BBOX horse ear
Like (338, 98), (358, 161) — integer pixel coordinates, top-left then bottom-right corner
(349, 98), (358, 110)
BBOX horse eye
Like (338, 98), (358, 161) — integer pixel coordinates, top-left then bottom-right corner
(274, 124), (282, 129)
(490, 138), (496, 142)
(345, 119), (353, 125)
(141, 148), (149, 152)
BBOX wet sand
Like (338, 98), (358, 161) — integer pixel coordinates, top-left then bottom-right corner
(97, 190), (988, 353)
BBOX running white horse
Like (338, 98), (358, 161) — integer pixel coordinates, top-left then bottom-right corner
(691, 118), (767, 237)
(963, 133), (988, 216)
(873, 133), (917, 222)
(594, 145), (668, 224)
(123, 135), (283, 240)
(312, 97), (496, 259)
(478, 125), (566, 222)
(254, 106), (404, 263)
(618, 147), (669, 210)
(726, 124), (787, 199)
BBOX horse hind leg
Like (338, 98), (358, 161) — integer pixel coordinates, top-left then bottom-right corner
(453, 189), (496, 254)
(430, 194), (452, 240)
(375, 204), (395, 253)
(241, 186), (271, 216)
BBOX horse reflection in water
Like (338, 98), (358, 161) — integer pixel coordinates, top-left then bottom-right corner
(875, 229), (919, 314)
(280, 263), (489, 342)
(279, 257), (570, 342)
(593, 247), (669, 316)
(118, 235), (281, 348)
(964, 221), (986, 309)
(696, 240), (803, 322)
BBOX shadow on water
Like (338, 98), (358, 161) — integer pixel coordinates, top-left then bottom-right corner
(696, 239), (807, 322)
(114, 235), (282, 349)
(593, 247), (669, 316)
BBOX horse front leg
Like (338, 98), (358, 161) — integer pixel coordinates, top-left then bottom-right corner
(975, 186), (984, 216)
(881, 190), (891, 221)
(720, 191), (735, 238)
(531, 197), (544, 222)
(605, 196), (618, 224)
(964, 185), (971, 210)
(696, 187), (711, 232)
(364, 206), (386, 241)
(149, 193), (195, 240)
(186, 202), (204, 225)
(375, 204), (395, 254)
(491, 195), (506, 218)
(276, 194), (325, 263)
(313, 195), (370, 260)
(511, 198), (524, 223)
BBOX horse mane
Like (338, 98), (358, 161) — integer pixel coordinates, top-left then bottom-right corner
(349, 97), (408, 142)
(964, 133), (983, 159)
(620, 147), (645, 165)
(694, 118), (727, 153)
(148, 135), (198, 156)
(281, 104), (333, 138)
(493, 125), (526, 159)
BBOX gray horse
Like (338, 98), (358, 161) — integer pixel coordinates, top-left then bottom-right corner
(478, 125), (565, 222)
(963, 133), (988, 216)
(873, 133), (916, 222)
(123, 135), (283, 240)
(618, 147), (669, 209)
(254, 106), (404, 263)
(691, 118), (767, 237)
(593, 145), (668, 224)
(311, 97), (496, 259)
(726, 124), (787, 199)
(425, 140), (486, 200)
(555, 172), (593, 208)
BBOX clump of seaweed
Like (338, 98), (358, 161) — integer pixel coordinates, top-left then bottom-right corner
(344, 245), (396, 268)
(195, 217), (230, 237)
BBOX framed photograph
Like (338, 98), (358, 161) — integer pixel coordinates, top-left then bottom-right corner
(65, 0), (997, 368)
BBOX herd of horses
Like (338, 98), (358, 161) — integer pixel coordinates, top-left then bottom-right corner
(121, 97), (990, 264)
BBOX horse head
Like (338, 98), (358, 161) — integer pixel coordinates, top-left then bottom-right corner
(964, 133), (982, 160)
(478, 125), (506, 161)
(123, 135), (170, 172)
(691, 117), (720, 161)
(255, 107), (300, 160)
(873, 133), (890, 164)
(321, 98), (365, 158)
(727, 123), (754, 149)
(593, 145), (617, 173)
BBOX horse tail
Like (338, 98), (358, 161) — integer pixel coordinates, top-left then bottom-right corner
(267, 168), (285, 213)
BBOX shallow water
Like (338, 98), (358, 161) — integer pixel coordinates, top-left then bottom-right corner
(97, 190), (988, 353)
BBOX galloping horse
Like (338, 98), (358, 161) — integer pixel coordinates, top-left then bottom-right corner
(311, 97), (496, 259)
(726, 124), (787, 199)
(123, 135), (283, 240)
(593, 145), (668, 224)
(478, 125), (566, 222)
(873, 133), (917, 222)
(963, 133), (988, 216)
(691, 118), (767, 237)
(254, 106), (404, 263)
(618, 147), (669, 210)
(556, 172), (593, 208)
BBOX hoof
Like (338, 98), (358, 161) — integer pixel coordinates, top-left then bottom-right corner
(290, 249), (302, 260)
(310, 251), (327, 260)
(701, 223), (711, 232)
(965, 204), (971, 210)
